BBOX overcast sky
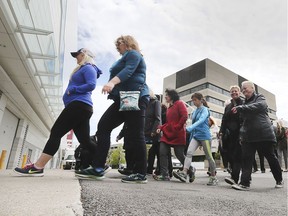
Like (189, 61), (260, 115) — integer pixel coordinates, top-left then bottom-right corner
(67, 0), (287, 140)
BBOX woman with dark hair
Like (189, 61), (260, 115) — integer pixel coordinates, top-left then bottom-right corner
(153, 89), (188, 181)
(174, 92), (218, 185)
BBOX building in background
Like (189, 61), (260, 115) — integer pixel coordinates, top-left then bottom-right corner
(0, 0), (77, 169)
(163, 58), (277, 126)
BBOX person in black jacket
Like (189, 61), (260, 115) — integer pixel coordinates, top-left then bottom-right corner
(220, 85), (243, 185)
(145, 91), (162, 174)
(231, 81), (283, 190)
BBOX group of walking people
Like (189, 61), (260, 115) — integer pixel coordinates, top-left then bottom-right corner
(14, 35), (285, 190)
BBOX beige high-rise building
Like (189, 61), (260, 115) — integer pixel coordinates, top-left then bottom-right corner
(163, 58), (277, 125)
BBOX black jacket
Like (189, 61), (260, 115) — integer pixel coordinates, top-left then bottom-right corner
(220, 97), (243, 135)
(236, 93), (276, 143)
(144, 98), (161, 138)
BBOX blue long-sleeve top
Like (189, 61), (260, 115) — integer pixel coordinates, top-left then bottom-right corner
(186, 105), (211, 141)
(108, 50), (149, 100)
(63, 63), (102, 107)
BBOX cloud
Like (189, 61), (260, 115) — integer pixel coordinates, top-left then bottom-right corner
(76, 0), (287, 124)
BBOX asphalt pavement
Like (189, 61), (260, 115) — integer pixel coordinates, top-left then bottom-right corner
(0, 168), (287, 216)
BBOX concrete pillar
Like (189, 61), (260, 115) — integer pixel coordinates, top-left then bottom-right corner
(6, 120), (29, 169)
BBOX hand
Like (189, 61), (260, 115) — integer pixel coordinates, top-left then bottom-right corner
(231, 107), (238, 114)
(156, 129), (161, 134)
(151, 132), (155, 137)
(102, 82), (115, 94)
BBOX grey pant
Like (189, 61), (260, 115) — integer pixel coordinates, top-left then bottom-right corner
(277, 147), (288, 170)
(159, 142), (185, 177)
(184, 139), (216, 175)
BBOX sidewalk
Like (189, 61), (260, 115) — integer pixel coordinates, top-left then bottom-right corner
(0, 169), (82, 216)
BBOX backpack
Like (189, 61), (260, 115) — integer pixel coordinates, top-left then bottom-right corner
(74, 135), (97, 170)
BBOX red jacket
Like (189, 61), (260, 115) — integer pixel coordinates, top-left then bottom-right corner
(159, 100), (188, 145)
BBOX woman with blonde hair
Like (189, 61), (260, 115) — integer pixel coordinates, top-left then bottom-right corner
(14, 48), (102, 176)
(76, 35), (150, 183)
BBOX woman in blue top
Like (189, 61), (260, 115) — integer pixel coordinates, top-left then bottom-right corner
(76, 35), (150, 183)
(14, 48), (102, 176)
(174, 92), (218, 185)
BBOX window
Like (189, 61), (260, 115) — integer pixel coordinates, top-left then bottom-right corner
(176, 60), (206, 88)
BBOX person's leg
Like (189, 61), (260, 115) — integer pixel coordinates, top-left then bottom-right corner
(159, 142), (171, 177)
(201, 140), (216, 176)
(257, 149), (266, 172)
(240, 142), (256, 187)
(123, 98), (148, 175)
(231, 142), (242, 184)
(183, 139), (199, 170)
(253, 157), (258, 172)
(125, 147), (135, 171)
(260, 141), (282, 183)
(277, 147), (283, 170)
(147, 139), (157, 174)
(283, 148), (288, 170)
(167, 149), (173, 177)
(93, 102), (124, 168)
(37, 103), (91, 168)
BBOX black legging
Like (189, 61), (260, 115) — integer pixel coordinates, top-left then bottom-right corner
(43, 101), (93, 156)
(94, 97), (148, 175)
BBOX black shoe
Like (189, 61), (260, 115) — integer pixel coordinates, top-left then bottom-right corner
(188, 167), (196, 183)
(118, 168), (133, 176)
(225, 177), (236, 185)
(232, 184), (250, 191)
(275, 181), (284, 188)
(121, 173), (147, 184)
(75, 167), (104, 180)
(14, 164), (44, 177)
(261, 170), (265, 173)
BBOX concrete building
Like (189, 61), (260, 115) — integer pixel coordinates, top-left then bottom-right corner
(0, 0), (77, 169)
(163, 58), (277, 125)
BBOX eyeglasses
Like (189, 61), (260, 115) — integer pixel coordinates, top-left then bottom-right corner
(115, 41), (124, 47)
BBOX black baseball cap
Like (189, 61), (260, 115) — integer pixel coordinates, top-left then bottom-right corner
(70, 48), (95, 58)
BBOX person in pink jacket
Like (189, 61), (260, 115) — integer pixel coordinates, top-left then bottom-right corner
(153, 88), (189, 181)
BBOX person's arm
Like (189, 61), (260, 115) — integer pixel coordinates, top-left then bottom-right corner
(151, 100), (162, 135)
(102, 51), (141, 94)
(68, 65), (96, 94)
(186, 108), (209, 133)
(232, 94), (267, 114)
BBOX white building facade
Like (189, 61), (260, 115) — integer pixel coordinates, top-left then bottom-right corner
(0, 0), (77, 169)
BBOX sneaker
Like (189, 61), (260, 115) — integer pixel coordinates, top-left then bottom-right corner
(121, 173), (147, 184)
(118, 168), (133, 176)
(75, 167), (104, 180)
(225, 177), (236, 185)
(207, 176), (218, 186)
(104, 165), (112, 174)
(14, 164), (44, 177)
(188, 167), (196, 183)
(153, 174), (170, 181)
(232, 184), (250, 191)
(173, 170), (188, 183)
(275, 181), (284, 188)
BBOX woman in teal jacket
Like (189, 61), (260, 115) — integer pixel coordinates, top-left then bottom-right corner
(174, 92), (218, 186)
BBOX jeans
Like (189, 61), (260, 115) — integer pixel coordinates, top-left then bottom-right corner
(147, 137), (160, 174)
(93, 97), (148, 175)
(43, 101), (93, 156)
(240, 141), (282, 187)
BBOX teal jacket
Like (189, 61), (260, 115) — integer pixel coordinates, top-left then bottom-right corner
(186, 106), (211, 142)
(108, 50), (149, 100)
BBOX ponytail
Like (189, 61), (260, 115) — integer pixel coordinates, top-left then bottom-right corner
(191, 92), (209, 108)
